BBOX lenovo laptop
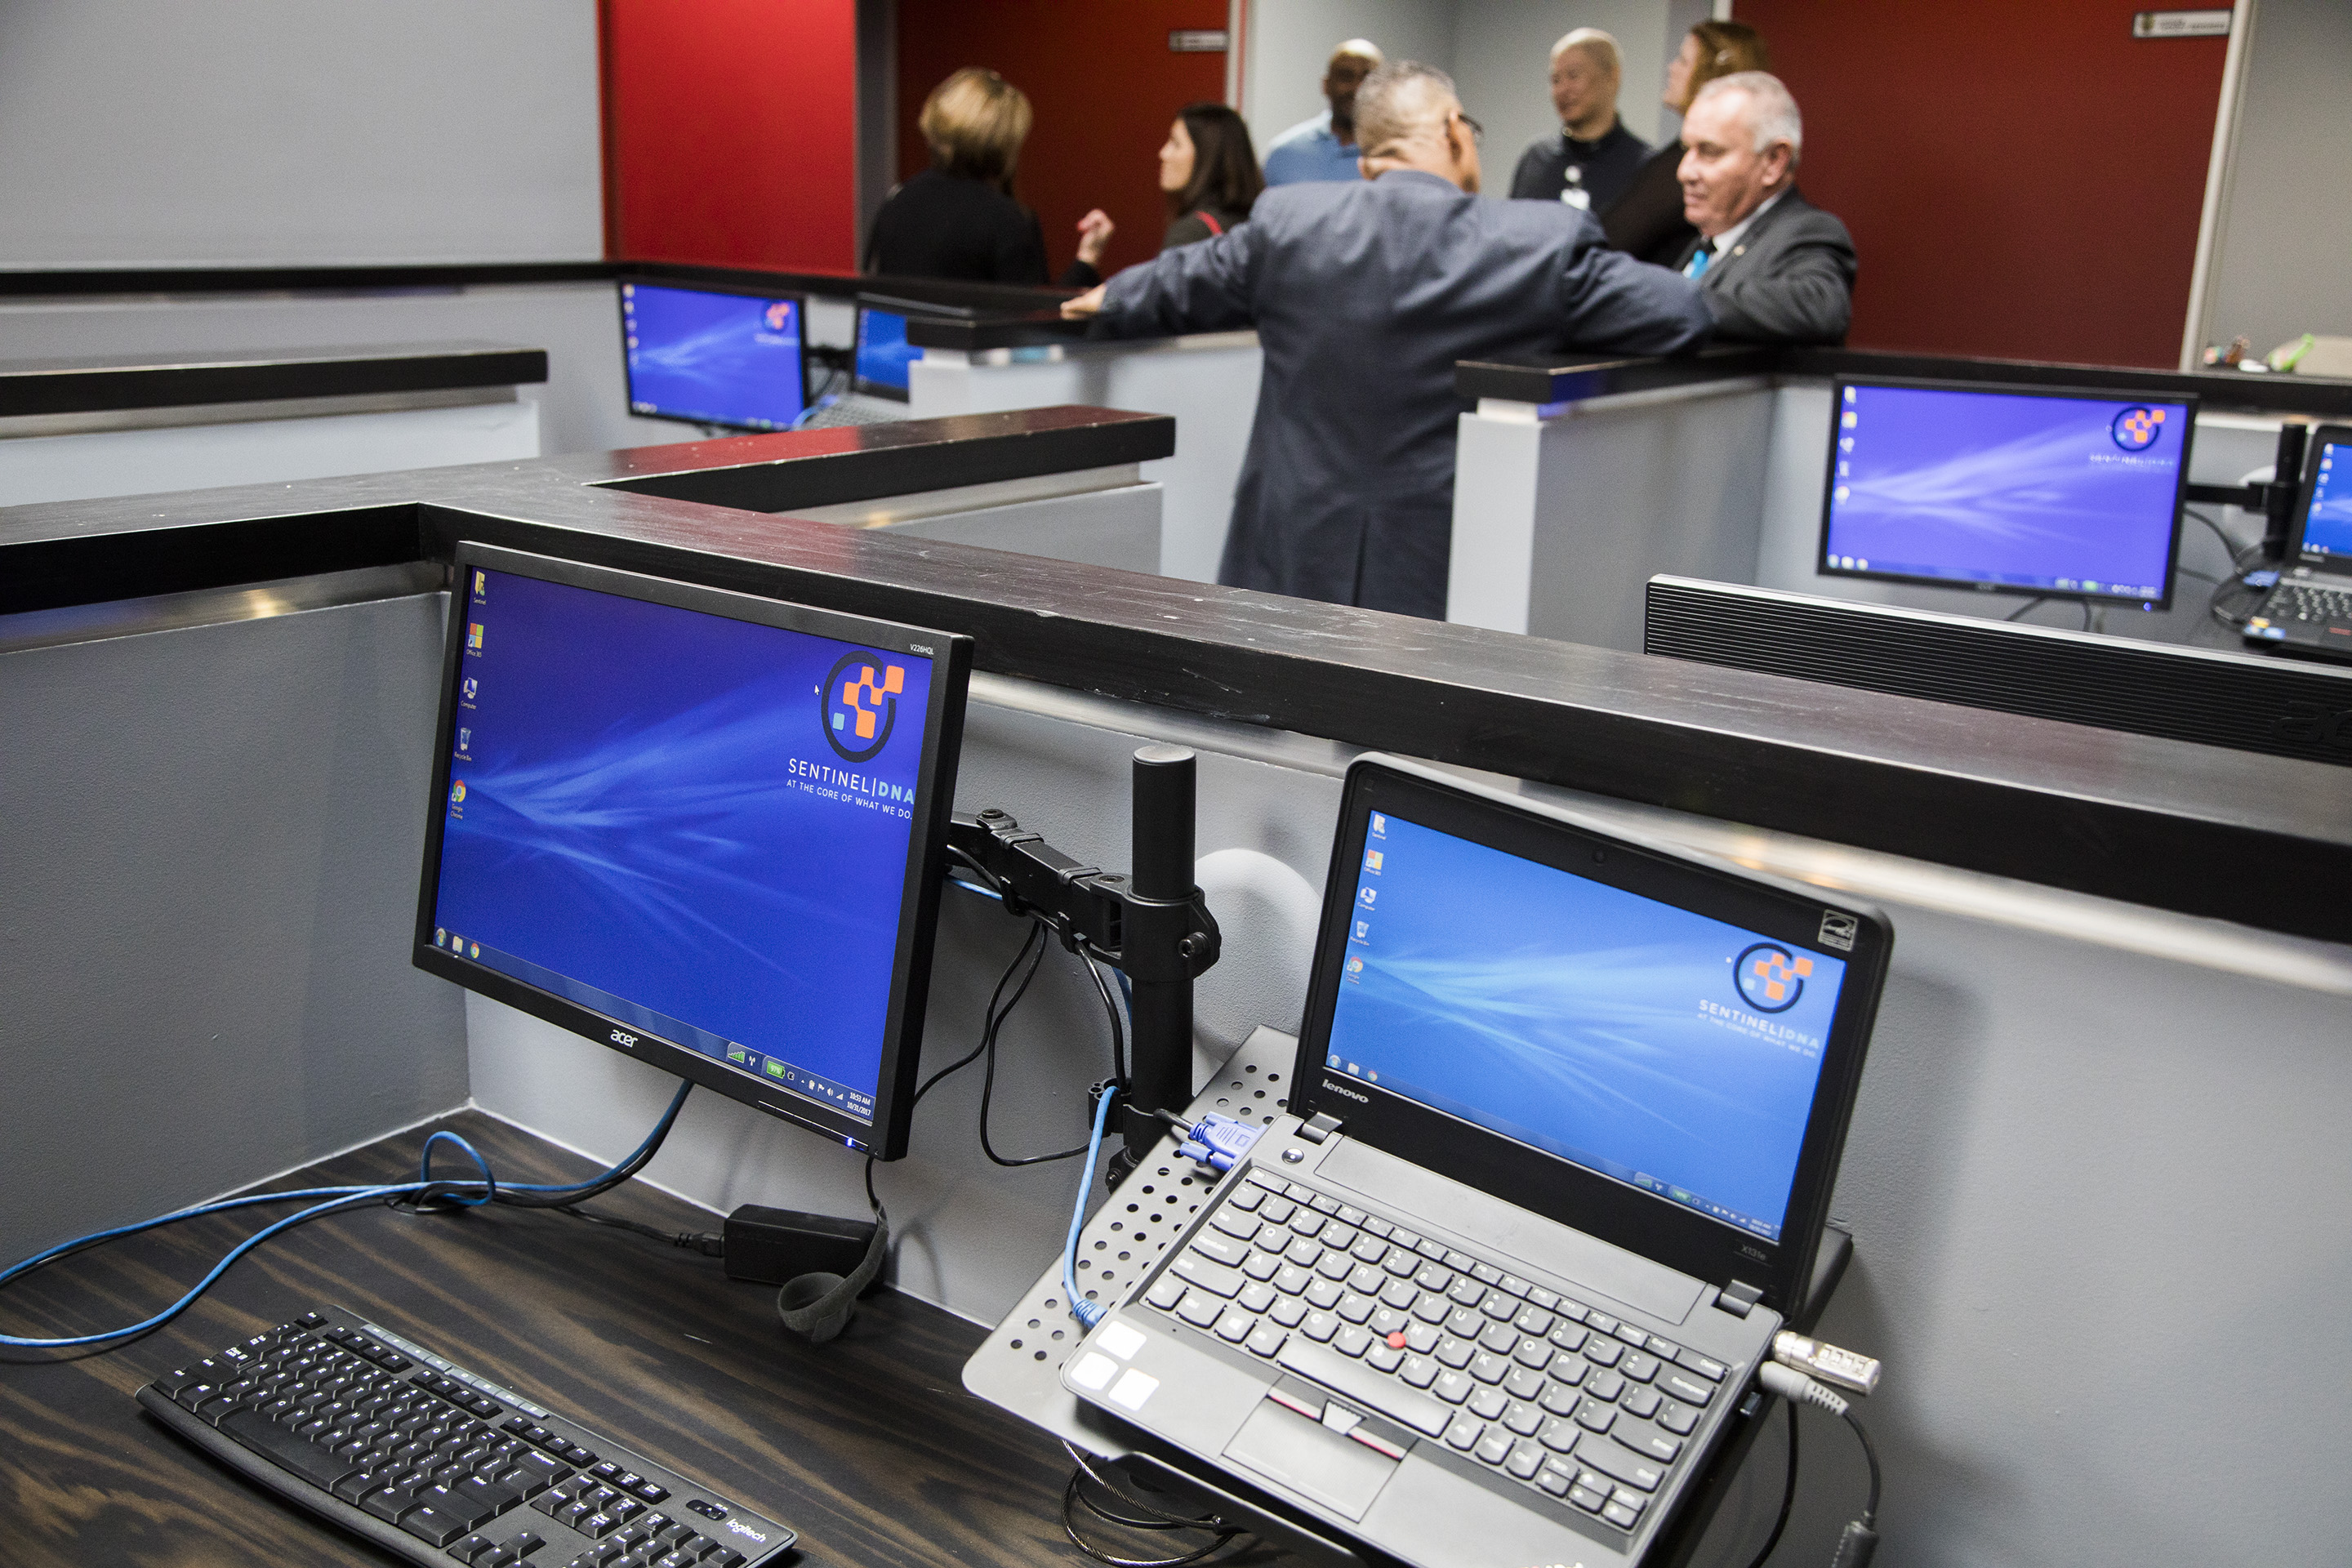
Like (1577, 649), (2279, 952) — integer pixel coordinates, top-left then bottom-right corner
(1062, 755), (1891, 1568)
(2245, 423), (2352, 662)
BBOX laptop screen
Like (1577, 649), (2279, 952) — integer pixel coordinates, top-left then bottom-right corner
(1321, 809), (1848, 1244)
(853, 307), (917, 402)
(619, 281), (808, 430)
(2299, 434), (2352, 575)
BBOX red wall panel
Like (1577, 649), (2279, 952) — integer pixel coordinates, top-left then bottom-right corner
(602, 0), (858, 273)
(895, 1), (1229, 279)
(1735, 0), (2227, 368)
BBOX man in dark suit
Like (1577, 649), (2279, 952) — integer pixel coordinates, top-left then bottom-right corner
(1059, 63), (1711, 621)
(1674, 72), (1855, 344)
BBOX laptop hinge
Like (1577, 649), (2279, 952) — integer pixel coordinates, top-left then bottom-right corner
(1715, 1280), (1766, 1318)
(1296, 1112), (1343, 1145)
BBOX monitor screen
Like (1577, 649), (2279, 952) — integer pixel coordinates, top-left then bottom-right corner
(620, 281), (808, 430)
(853, 307), (917, 402)
(414, 546), (970, 1157)
(2296, 431), (2352, 574)
(1320, 810), (1847, 1242)
(1819, 378), (2194, 607)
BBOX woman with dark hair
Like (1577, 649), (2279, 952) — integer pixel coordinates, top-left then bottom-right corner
(865, 67), (1112, 286)
(1156, 103), (1263, 252)
(1600, 20), (1770, 265)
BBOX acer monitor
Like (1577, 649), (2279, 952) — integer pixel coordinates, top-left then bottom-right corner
(851, 305), (916, 403)
(1819, 376), (2194, 610)
(619, 278), (812, 431)
(414, 543), (972, 1157)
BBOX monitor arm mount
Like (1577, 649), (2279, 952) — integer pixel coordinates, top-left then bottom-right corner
(2184, 421), (2309, 561)
(944, 746), (1220, 1181)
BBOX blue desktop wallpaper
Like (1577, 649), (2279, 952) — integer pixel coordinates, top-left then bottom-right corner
(856, 310), (918, 393)
(622, 283), (805, 429)
(2303, 439), (2352, 560)
(1323, 814), (1847, 1238)
(1822, 383), (2187, 599)
(432, 568), (933, 1107)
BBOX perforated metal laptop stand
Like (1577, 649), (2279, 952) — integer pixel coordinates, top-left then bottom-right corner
(960, 1025), (1851, 1568)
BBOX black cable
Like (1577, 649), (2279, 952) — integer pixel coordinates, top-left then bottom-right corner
(1081, 951), (1129, 1085)
(1741, 1398), (1800, 1568)
(2185, 506), (2243, 558)
(2002, 596), (2047, 622)
(1059, 1442), (1244, 1568)
(1844, 1405), (1882, 1527)
(912, 919), (1045, 1111)
(977, 922), (1091, 1165)
(2081, 599), (2096, 632)
(557, 1205), (723, 1255)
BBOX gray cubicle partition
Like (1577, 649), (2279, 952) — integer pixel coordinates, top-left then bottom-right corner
(8, 405), (2352, 1568)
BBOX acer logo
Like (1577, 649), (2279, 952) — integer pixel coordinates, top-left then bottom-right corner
(1323, 1080), (1368, 1103)
(2274, 700), (2352, 750)
(610, 1030), (639, 1048)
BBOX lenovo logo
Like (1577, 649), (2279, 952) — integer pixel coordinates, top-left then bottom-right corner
(610, 1030), (639, 1048)
(1323, 1080), (1368, 1103)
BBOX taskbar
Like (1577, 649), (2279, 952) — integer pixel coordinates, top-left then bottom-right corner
(429, 929), (875, 1124)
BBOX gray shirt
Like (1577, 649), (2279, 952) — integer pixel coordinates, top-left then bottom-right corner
(1094, 170), (1713, 617)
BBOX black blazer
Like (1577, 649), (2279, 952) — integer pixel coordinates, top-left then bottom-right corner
(1673, 188), (1855, 345)
(863, 167), (1098, 288)
(1599, 144), (1695, 266)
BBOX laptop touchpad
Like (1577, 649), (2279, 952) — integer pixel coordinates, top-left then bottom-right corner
(1222, 1403), (1397, 1521)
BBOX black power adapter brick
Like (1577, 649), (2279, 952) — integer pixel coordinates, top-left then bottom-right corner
(722, 1205), (878, 1288)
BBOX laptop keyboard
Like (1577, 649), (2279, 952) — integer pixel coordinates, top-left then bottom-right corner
(1136, 1168), (1729, 1535)
(2263, 581), (2352, 623)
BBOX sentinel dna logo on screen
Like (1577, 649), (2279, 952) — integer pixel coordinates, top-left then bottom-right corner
(1734, 942), (1811, 1014)
(2110, 406), (2167, 451)
(822, 650), (904, 763)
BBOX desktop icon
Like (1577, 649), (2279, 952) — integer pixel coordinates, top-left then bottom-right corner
(1365, 1070), (1377, 1083)
(1841, 410), (1858, 429)
(764, 1059), (789, 1079)
(1356, 887), (1376, 907)
(449, 780), (467, 804)
(764, 300), (793, 332)
(457, 728), (471, 751)
(822, 651), (904, 762)
(472, 570), (486, 597)
(1345, 956), (1365, 976)
(466, 622), (484, 651)
(1370, 813), (1387, 836)
(1352, 920), (1370, 942)
(1364, 849), (1383, 872)
(461, 676), (479, 702)
(467, 942), (480, 960)
(434, 928), (447, 947)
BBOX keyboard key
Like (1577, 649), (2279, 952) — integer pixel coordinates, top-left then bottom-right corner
(1334, 1325), (1374, 1357)
(1192, 1233), (1248, 1267)
(1239, 1281), (1277, 1314)
(1273, 1263), (1312, 1295)
(1478, 1322), (1519, 1355)
(1584, 1338), (1624, 1368)
(1659, 1370), (1715, 1406)
(1174, 1254), (1244, 1298)
(1444, 1414), (1482, 1450)
(1619, 1423), (1683, 1464)
(1505, 1441), (1545, 1480)
(1502, 1401), (1544, 1437)
(1214, 1310), (1252, 1343)
(1539, 1416), (1580, 1454)
(1588, 1370), (1626, 1402)
(1433, 1336), (1475, 1370)
(1245, 1323), (1288, 1358)
(1209, 1210), (1260, 1241)
(1678, 1348), (1728, 1382)
(1334, 1293), (1376, 1325)
(1549, 1324), (1589, 1356)
(1554, 1299), (1588, 1324)
(1304, 1279), (1344, 1311)
(1574, 1398), (1616, 1435)
(1314, 1252), (1354, 1281)
(1568, 1481), (1610, 1513)
(1536, 1465), (1573, 1498)
(1622, 1388), (1662, 1419)
(1468, 1352), (1510, 1385)
(1240, 1251), (1282, 1283)
(1276, 1339), (1454, 1438)
(1432, 1370), (1472, 1405)
(1503, 1366), (1546, 1401)
(1302, 1312), (1340, 1343)
(1365, 1342), (1404, 1373)
(1621, 1352), (1659, 1383)
(1602, 1500), (1642, 1530)
(216, 1408), (356, 1490)
(1399, 1354), (1439, 1388)
(1539, 1380), (1584, 1417)
(1228, 1185), (1267, 1211)
(1585, 1312), (1619, 1336)
(1144, 1276), (1186, 1311)
(1269, 1298), (1307, 1329)
(398, 1501), (471, 1547)
(1174, 1291), (1223, 1329)
(1512, 1340), (1553, 1374)
(1474, 1431), (1512, 1465)
(1655, 1400), (1699, 1436)
(1410, 1295), (1451, 1326)
(1468, 1387), (1508, 1420)
(1578, 1437), (1667, 1493)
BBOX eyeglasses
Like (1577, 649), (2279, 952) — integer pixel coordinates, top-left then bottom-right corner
(1454, 110), (1485, 145)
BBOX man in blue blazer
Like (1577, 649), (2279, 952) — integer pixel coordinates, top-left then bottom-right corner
(1061, 63), (1711, 621)
(1673, 72), (1856, 345)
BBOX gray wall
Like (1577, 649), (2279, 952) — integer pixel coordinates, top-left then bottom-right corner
(0, 284), (680, 459)
(2200, 0), (2352, 355)
(0, 591), (469, 1266)
(0, 0), (601, 270)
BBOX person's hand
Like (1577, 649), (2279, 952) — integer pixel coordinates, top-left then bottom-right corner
(1074, 208), (1115, 268)
(1061, 284), (1107, 318)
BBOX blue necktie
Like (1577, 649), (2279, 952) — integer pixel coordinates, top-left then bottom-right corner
(1685, 241), (1715, 279)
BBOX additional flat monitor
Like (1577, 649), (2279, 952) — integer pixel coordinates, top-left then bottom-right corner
(2287, 423), (2352, 583)
(853, 305), (916, 402)
(619, 279), (810, 431)
(1820, 376), (2194, 609)
(414, 544), (972, 1156)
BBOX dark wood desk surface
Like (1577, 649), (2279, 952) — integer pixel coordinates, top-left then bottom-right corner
(0, 1112), (1284, 1568)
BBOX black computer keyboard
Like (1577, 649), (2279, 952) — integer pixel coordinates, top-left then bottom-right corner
(137, 1306), (794, 1568)
(1137, 1169), (1731, 1537)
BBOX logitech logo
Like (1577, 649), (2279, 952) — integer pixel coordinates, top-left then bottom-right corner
(2111, 405), (2167, 451)
(1323, 1080), (1368, 1103)
(1734, 943), (1811, 1014)
(727, 1520), (769, 1543)
(822, 650), (904, 763)
(610, 1030), (639, 1048)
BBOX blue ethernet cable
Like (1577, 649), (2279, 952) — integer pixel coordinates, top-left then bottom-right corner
(1062, 1086), (1118, 1329)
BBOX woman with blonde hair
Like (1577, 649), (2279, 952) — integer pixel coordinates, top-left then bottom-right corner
(1600, 20), (1770, 264)
(865, 67), (1112, 286)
